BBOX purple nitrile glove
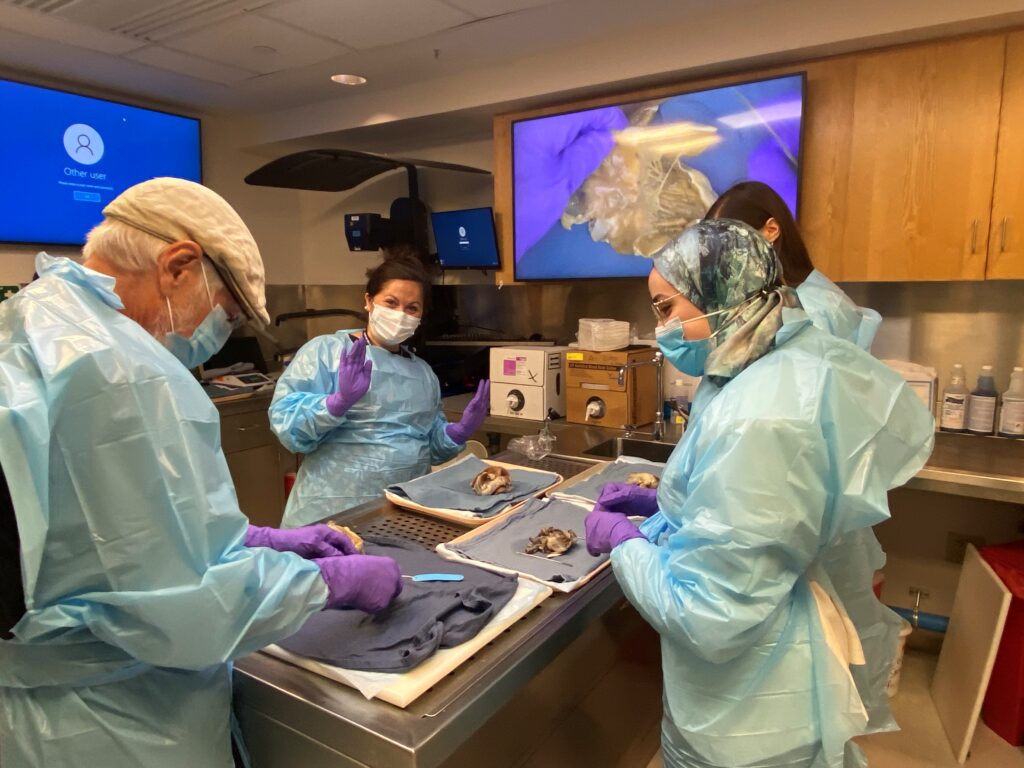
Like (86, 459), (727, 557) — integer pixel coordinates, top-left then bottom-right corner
(513, 106), (628, 260)
(244, 524), (359, 559)
(315, 554), (403, 613)
(446, 379), (491, 445)
(596, 482), (659, 518)
(584, 509), (645, 556)
(325, 335), (373, 418)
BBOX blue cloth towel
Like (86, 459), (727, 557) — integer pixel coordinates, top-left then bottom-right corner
(553, 459), (664, 504)
(388, 456), (558, 518)
(449, 497), (607, 584)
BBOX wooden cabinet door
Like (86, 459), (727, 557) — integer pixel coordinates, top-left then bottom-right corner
(809, 36), (1004, 281)
(988, 31), (1024, 279)
(226, 444), (286, 528)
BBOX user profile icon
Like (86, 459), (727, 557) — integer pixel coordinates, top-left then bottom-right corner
(458, 226), (467, 237)
(63, 124), (105, 165)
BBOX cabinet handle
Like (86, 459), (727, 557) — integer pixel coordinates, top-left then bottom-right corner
(1000, 217), (1008, 253)
(970, 219), (978, 254)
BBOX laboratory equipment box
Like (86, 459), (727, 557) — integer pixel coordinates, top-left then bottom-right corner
(565, 346), (658, 428)
(489, 346), (569, 421)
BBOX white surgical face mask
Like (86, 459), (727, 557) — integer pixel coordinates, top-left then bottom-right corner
(368, 303), (420, 347)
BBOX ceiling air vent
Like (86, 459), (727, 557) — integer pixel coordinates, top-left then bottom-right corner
(7, 0), (79, 12)
(109, 0), (241, 40)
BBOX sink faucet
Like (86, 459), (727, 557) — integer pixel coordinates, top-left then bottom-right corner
(616, 351), (665, 441)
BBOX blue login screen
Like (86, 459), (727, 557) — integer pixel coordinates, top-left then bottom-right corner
(0, 79), (201, 245)
(431, 207), (500, 269)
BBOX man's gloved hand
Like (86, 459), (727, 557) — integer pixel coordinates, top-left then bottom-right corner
(513, 106), (628, 260)
(446, 380), (491, 444)
(244, 524), (359, 559)
(595, 482), (659, 518)
(326, 335), (373, 417)
(584, 509), (645, 556)
(315, 555), (403, 613)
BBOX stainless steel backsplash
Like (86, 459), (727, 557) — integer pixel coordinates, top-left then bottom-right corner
(265, 280), (1024, 392)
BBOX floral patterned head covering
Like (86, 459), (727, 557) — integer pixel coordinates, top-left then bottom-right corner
(652, 218), (799, 384)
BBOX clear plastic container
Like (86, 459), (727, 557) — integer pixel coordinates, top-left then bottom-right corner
(999, 366), (1024, 439)
(940, 363), (968, 433)
(967, 365), (998, 435)
(578, 318), (630, 351)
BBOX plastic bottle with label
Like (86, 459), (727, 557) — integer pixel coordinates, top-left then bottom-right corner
(939, 364), (969, 433)
(966, 365), (998, 435)
(998, 366), (1024, 439)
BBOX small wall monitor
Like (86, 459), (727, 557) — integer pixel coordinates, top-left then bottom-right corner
(431, 206), (501, 270)
(0, 78), (201, 246)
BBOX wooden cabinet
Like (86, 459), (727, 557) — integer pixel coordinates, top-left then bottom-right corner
(496, 31), (1024, 284)
(226, 444), (286, 528)
(806, 36), (1005, 282)
(220, 398), (288, 527)
(987, 30), (1024, 279)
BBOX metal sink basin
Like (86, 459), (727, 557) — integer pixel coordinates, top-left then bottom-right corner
(583, 437), (675, 463)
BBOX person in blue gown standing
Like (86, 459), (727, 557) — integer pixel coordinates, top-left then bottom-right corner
(271, 254), (490, 528)
(586, 219), (934, 767)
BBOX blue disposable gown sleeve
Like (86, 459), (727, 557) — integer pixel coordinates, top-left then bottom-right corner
(426, 378), (462, 465)
(68, 546), (329, 671)
(2, 354), (330, 673)
(611, 420), (828, 664)
(269, 336), (347, 454)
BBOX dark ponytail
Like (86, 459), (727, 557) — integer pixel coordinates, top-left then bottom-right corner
(705, 181), (814, 285)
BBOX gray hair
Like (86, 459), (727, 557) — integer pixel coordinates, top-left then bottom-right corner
(82, 219), (167, 272)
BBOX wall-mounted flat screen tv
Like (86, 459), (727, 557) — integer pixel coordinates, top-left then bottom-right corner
(512, 73), (805, 280)
(0, 79), (201, 246)
(431, 206), (501, 269)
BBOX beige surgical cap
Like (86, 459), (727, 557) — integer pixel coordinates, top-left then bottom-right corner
(103, 177), (269, 325)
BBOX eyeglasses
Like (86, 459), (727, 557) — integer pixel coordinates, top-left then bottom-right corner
(651, 291), (767, 330)
(650, 292), (682, 321)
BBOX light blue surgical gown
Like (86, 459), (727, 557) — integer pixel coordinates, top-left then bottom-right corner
(796, 269), (881, 352)
(271, 332), (462, 528)
(612, 309), (934, 768)
(0, 255), (329, 768)
(797, 269), (900, 735)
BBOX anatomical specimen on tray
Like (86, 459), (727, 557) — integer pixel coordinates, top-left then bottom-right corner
(471, 465), (513, 496)
(626, 472), (660, 489)
(525, 527), (578, 558)
(326, 521), (365, 553)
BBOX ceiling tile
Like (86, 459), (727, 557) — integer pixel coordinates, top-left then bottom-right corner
(162, 13), (349, 74)
(441, 0), (558, 17)
(125, 44), (257, 85)
(52, 0), (277, 42)
(259, 0), (474, 50)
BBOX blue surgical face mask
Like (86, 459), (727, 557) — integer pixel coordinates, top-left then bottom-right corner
(163, 263), (236, 369)
(656, 318), (712, 377)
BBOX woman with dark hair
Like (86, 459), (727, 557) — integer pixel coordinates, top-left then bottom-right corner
(270, 255), (490, 528)
(706, 181), (881, 351)
(585, 220), (933, 768)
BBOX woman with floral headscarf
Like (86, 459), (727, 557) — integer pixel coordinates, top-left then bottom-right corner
(584, 220), (935, 768)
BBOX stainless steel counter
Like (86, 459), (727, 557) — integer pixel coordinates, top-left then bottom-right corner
(444, 394), (1024, 506)
(233, 455), (663, 768)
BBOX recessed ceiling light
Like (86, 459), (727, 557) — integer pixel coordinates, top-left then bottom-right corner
(331, 74), (367, 86)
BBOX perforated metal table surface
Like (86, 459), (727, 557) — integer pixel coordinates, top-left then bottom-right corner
(234, 452), (621, 768)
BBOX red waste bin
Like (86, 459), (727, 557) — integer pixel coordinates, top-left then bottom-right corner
(283, 471), (296, 500)
(980, 541), (1024, 746)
